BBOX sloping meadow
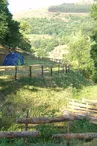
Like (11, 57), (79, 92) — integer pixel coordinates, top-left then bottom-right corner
(0, 71), (97, 145)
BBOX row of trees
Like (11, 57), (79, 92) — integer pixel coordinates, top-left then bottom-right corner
(0, 0), (31, 50)
(48, 3), (91, 13)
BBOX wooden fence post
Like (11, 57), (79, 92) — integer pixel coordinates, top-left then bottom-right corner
(66, 65), (68, 73)
(67, 121), (70, 146)
(72, 99), (74, 117)
(15, 66), (18, 80)
(41, 65), (44, 77)
(66, 64), (70, 73)
(29, 66), (32, 78)
(50, 66), (52, 76)
(63, 65), (65, 73)
(24, 109), (29, 146)
(58, 64), (60, 74)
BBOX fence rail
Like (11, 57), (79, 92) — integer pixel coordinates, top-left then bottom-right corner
(16, 98), (97, 125)
(52, 133), (97, 139)
(0, 98), (97, 146)
(66, 98), (97, 120)
(0, 131), (40, 138)
(15, 98), (97, 146)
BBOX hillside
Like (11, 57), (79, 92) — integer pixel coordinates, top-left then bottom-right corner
(0, 55), (97, 146)
(13, 4), (89, 20)
(12, 2), (94, 64)
(1, 1), (97, 146)
(13, 8), (51, 20)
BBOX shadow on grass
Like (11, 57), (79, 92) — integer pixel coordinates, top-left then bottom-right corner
(0, 70), (92, 97)
(0, 70), (93, 131)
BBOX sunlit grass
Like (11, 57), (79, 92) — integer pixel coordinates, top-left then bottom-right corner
(0, 55), (97, 146)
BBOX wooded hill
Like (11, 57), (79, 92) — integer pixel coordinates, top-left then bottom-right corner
(13, 3), (91, 20)
(12, 2), (97, 82)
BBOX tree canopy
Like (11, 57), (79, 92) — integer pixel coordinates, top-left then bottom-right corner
(0, 0), (31, 50)
(90, 3), (97, 68)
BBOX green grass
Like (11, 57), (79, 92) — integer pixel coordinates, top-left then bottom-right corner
(24, 54), (56, 66)
(0, 55), (97, 146)
(0, 70), (97, 145)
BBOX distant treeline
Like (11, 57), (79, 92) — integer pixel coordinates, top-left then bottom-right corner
(48, 3), (91, 13)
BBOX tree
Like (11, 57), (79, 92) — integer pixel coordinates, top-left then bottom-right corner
(4, 20), (22, 47)
(90, 3), (97, 20)
(18, 36), (31, 51)
(0, 0), (21, 47)
(90, 3), (97, 68)
(0, 0), (10, 44)
(19, 20), (31, 34)
(68, 31), (93, 76)
(0, 0), (31, 51)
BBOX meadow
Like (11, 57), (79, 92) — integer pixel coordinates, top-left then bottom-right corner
(0, 55), (97, 146)
(1, 1), (97, 145)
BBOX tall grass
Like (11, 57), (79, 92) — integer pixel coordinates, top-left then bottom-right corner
(0, 69), (97, 145)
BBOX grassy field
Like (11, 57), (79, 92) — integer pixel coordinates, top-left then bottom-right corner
(0, 56), (97, 146)
(24, 54), (56, 66)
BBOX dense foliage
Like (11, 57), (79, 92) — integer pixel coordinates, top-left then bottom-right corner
(30, 38), (59, 58)
(23, 16), (93, 36)
(0, 0), (20, 47)
(0, 0), (31, 50)
(90, 3), (97, 81)
(68, 31), (93, 74)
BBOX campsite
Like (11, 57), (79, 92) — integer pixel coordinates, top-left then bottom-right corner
(1, 0), (97, 146)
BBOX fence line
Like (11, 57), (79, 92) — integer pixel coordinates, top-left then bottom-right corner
(0, 98), (97, 146)
(16, 98), (97, 146)
(0, 64), (70, 80)
(66, 98), (97, 118)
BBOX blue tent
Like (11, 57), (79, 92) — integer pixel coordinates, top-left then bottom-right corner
(3, 52), (24, 66)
